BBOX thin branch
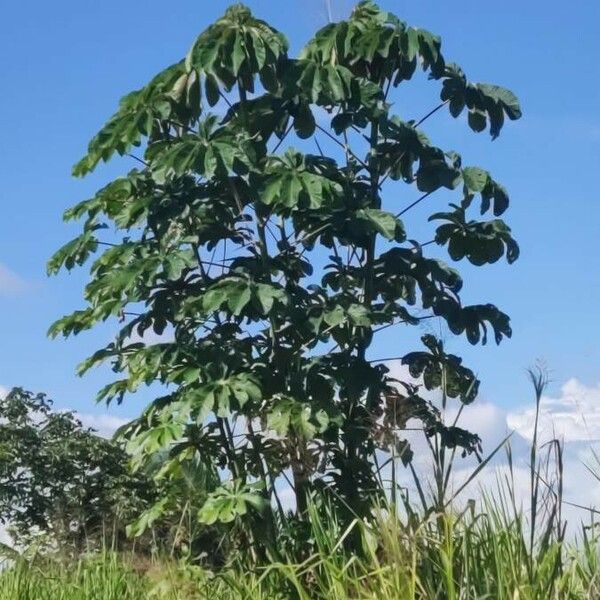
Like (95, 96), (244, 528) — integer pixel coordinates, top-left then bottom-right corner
(395, 191), (433, 218)
(367, 356), (405, 364)
(127, 153), (149, 167)
(372, 314), (438, 336)
(350, 124), (371, 143)
(165, 119), (197, 135)
(218, 90), (233, 109)
(204, 244), (220, 278)
(202, 260), (232, 271)
(314, 135), (325, 157)
(315, 124), (369, 171)
(413, 100), (449, 129)
(272, 124), (293, 153)
(265, 222), (280, 244)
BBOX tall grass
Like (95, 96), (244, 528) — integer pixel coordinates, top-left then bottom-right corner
(0, 553), (149, 600)
(1, 507), (599, 599)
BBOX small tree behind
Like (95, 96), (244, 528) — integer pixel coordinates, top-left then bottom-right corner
(0, 388), (154, 553)
(49, 1), (521, 534)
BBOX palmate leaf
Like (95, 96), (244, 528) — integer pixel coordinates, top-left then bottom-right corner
(416, 147), (462, 193)
(146, 116), (262, 181)
(222, 94), (292, 140)
(377, 247), (463, 297)
(174, 373), (262, 418)
(258, 149), (343, 212)
(202, 277), (288, 318)
(402, 335), (480, 404)
(73, 62), (196, 177)
(356, 208), (405, 241)
(301, 1), (445, 85)
(461, 167), (511, 216)
(48, 308), (98, 338)
(47, 227), (100, 275)
(377, 118), (463, 192)
(198, 481), (268, 525)
(431, 208), (520, 265)
(440, 303), (512, 346)
(441, 63), (522, 139)
(185, 3), (288, 93)
(63, 170), (155, 230)
(266, 395), (331, 440)
(283, 60), (358, 106)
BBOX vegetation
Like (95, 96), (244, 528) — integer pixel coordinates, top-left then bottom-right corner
(6, 2), (595, 599)
(2, 473), (600, 599)
(2, 372), (599, 598)
(0, 388), (154, 554)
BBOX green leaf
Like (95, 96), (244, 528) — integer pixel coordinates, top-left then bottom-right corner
(254, 283), (286, 314)
(198, 482), (267, 525)
(346, 304), (371, 327)
(323, 306), (345, 327)
(47, 230), (99, 275)
(229, 285), (252, 315)
(468, 110), (487, 133)
(477, 83), (522, 120)
(205, 74), (220, 107)
(462, 166), (489, 193)
(293, 103), (316, 139)
(356, 208), (405, 241)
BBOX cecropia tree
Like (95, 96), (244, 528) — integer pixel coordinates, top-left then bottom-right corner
(49, 2), (520, 529)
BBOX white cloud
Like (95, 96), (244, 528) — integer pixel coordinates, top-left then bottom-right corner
(380, 371), (600, 532)
(74, 412), (129, 439)
(507, 379), (600, 443)
(0, 263), (27, 296)
(0, 386), (7, 399)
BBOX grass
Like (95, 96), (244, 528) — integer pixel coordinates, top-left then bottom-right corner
(0, 553), (150, 600)
(1, 501), (599, 599)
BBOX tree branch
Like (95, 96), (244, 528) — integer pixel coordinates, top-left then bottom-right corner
(413, 100), (450, 129)
(315, 124), (369, 171)
(395, 191), (433, 218)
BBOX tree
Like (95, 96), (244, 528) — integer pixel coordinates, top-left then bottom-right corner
(0, 388), (154, 553)
(49, 1), (520, 537)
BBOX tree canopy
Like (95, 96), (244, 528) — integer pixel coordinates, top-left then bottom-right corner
(0, 388), (154, 552)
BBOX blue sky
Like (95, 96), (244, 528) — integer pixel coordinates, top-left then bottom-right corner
(1, 0), (599, 428)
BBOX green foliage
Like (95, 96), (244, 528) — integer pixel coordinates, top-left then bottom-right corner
(198, 481), (268, 525)
(0, 388), (154, 553)
(49, 0), (521, 540)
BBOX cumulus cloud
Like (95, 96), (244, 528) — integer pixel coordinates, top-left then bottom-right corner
(453, 380), (600, 528)
(507, 378), (600, 443)
(380, 369), (600, 530)
(74, 411), (130, 439)
(0, 263), (27, 296)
